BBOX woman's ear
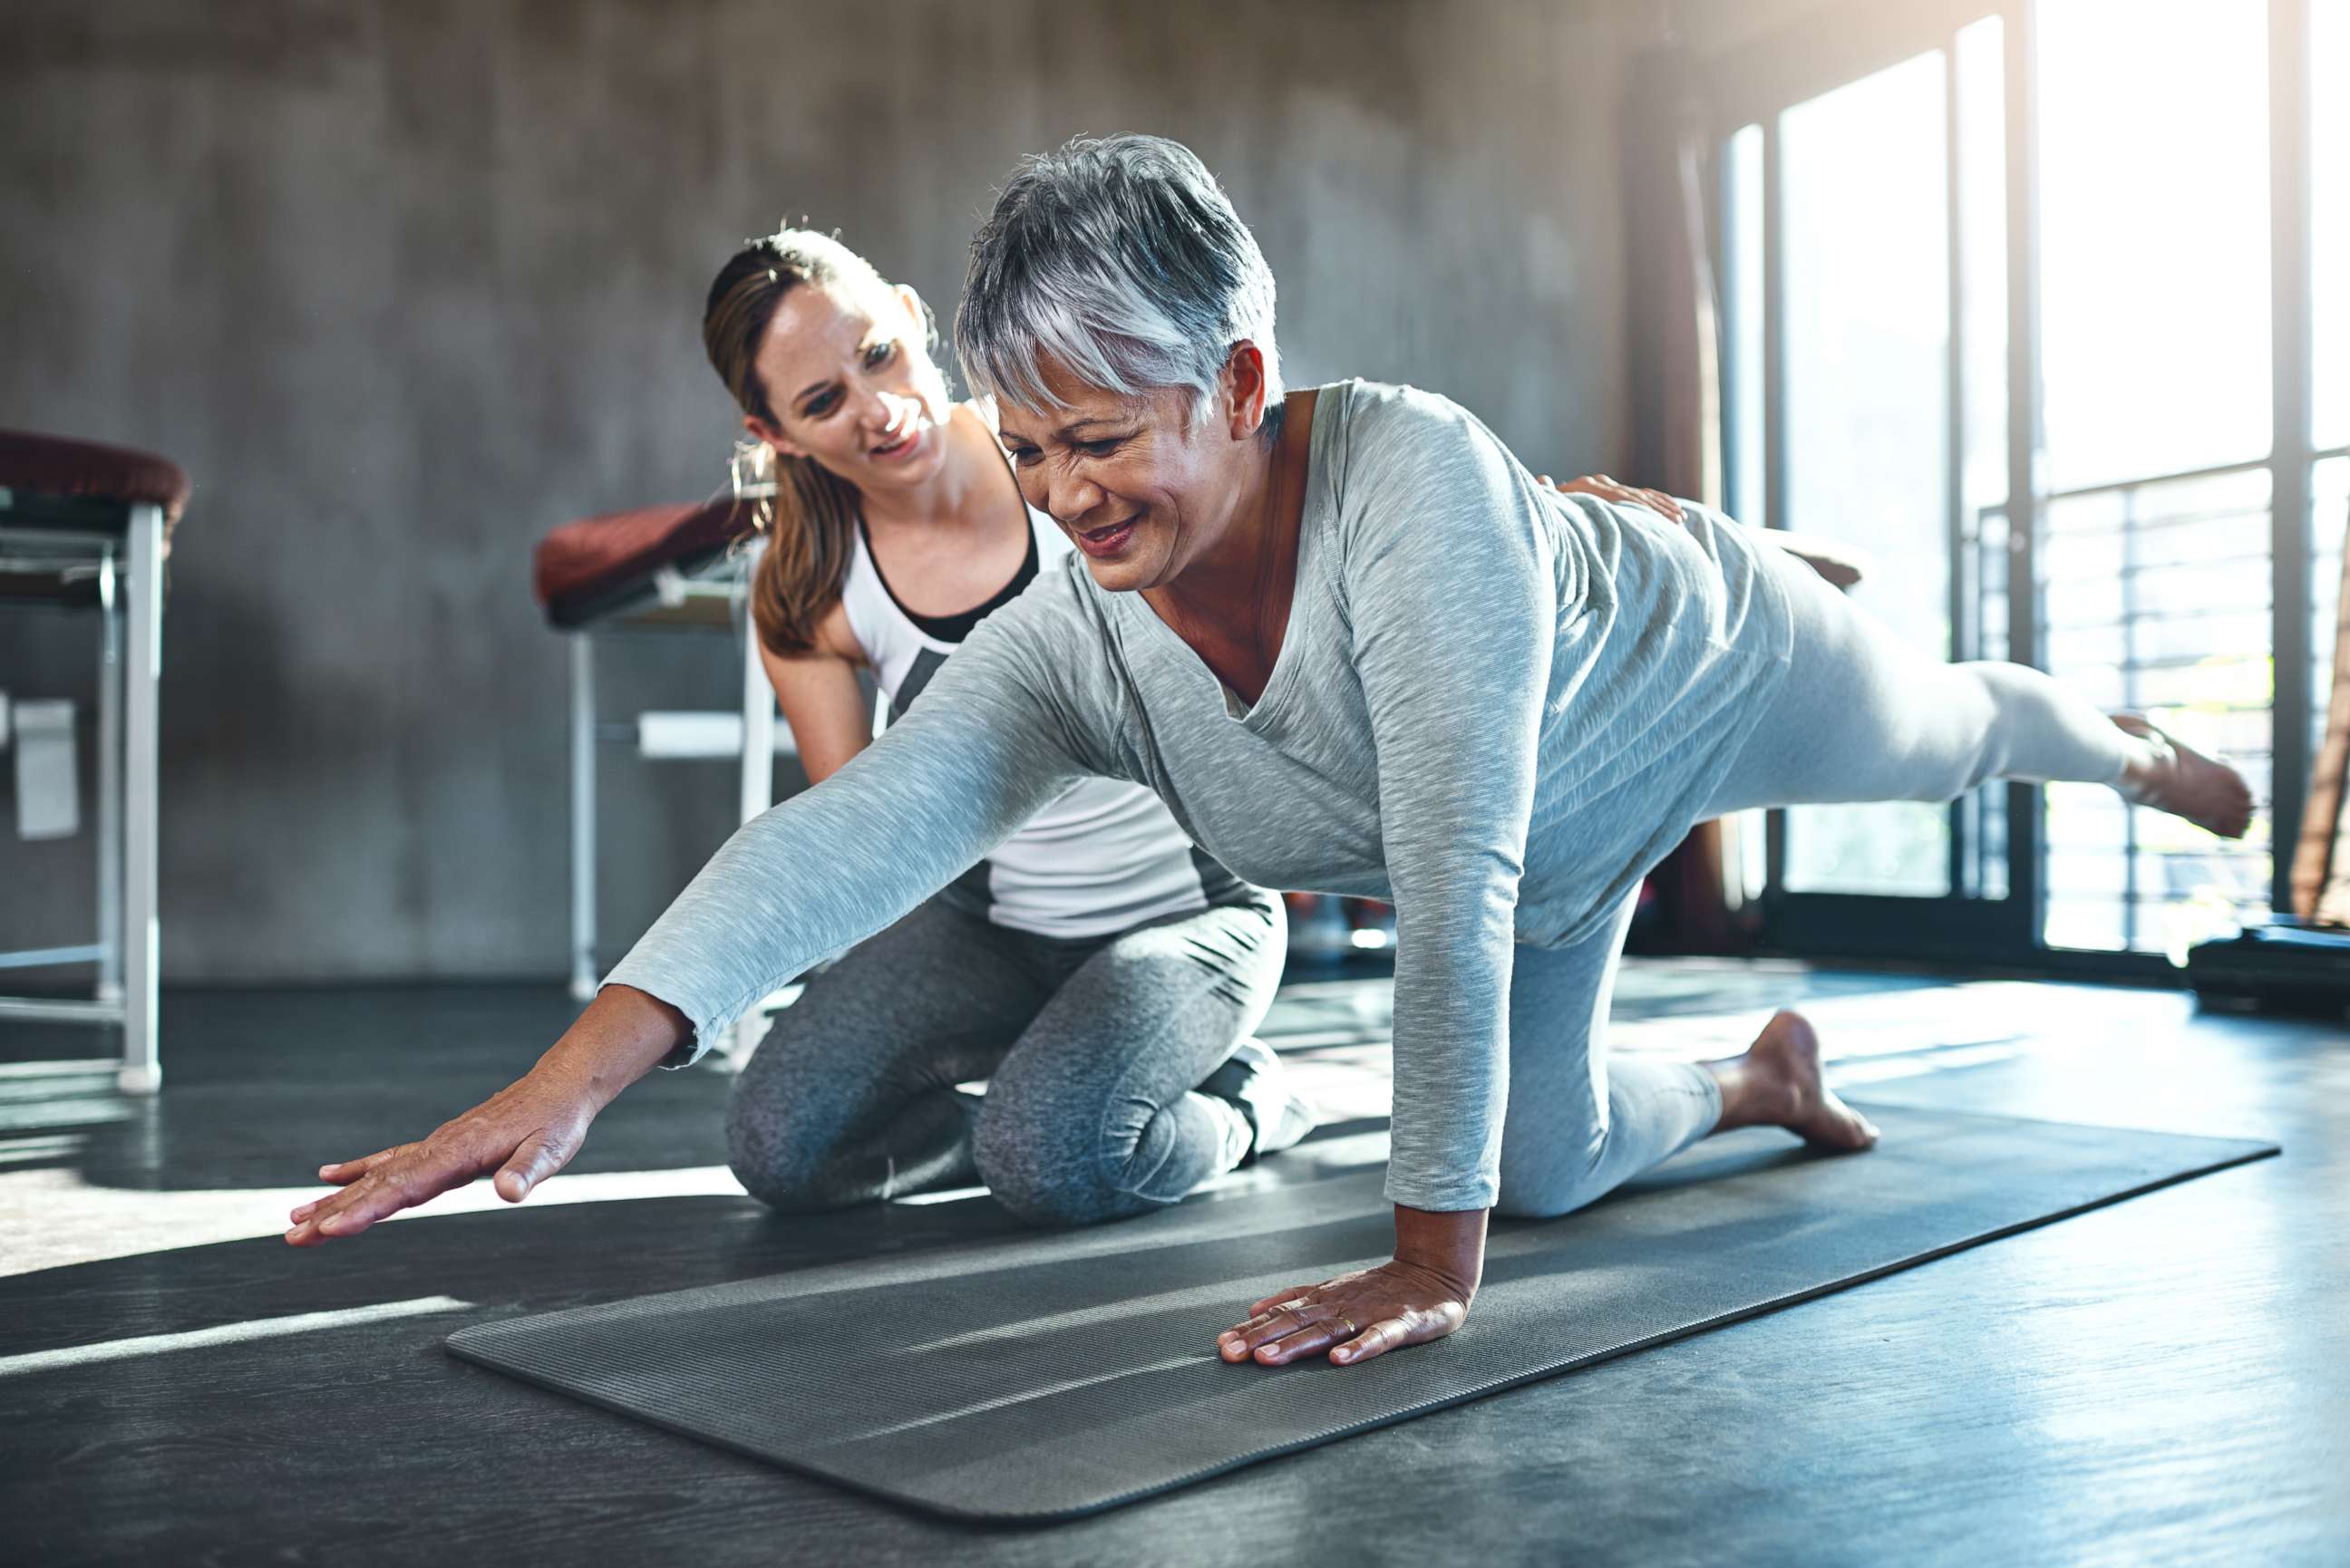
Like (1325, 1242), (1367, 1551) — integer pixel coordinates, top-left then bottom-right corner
(895, 281), (933, 340)
(1219, 342), (1271, 440)
(744, 412), (804, 460)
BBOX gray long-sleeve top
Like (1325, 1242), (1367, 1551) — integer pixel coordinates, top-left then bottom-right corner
(607, 380), (1796, 1211)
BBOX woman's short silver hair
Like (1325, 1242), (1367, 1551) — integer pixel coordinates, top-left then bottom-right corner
(956, 134), (1281, 421)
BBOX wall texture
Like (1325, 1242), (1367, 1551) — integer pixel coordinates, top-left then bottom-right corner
(0, 0), (1650, 981)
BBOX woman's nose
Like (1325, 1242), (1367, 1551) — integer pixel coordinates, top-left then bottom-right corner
(853, 386), (898, 437)
(1045, 460), (1106, 524)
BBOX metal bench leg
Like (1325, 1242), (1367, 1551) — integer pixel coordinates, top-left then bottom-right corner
(96, 546), (123, 1005)
(119, 504), (162, 1096)
(569, 634), (599, 1002)
(733, 586), (776, 1060)
(737, 602), (774, 828)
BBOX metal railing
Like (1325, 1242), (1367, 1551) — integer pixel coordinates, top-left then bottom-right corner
(1972, 452), (2327, 954)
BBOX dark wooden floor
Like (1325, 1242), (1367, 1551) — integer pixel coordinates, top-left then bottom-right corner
(3, 968), (2344, 1566)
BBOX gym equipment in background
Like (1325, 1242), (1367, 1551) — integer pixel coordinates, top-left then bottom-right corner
(534, 496), (811, 1055)
(0, 431), (183, 1094)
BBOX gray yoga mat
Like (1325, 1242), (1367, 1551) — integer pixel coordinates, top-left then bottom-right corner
(447, 1104), (2275, 1521)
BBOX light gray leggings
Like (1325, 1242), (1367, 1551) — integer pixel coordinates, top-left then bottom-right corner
(1492, 545), (2142, 1220)
(726, 889), (1285, 1226)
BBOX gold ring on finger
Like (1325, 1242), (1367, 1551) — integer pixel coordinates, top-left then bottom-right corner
(1333, 1314), (1357, 1339)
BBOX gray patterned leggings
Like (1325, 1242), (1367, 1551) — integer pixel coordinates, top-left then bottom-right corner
(724, 890), (1286, 1226)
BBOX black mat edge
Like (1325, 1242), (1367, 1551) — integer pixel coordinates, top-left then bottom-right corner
(445, 1123), (2279, 1524)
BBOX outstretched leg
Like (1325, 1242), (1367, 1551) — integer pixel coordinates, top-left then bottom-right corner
(1706, 547), (2253, 836)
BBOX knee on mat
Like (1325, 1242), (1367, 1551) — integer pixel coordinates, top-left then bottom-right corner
(1491, 1188), (1591, 1222)
(1491, 1141), (1608, 1221)
(723, 1077), (831, 1215)
(971, 1100), (1132, 1229)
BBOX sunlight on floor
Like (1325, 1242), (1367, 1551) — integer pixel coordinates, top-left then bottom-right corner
(0, 1163), (747, 1280)
(0, 1295), (475, 1379)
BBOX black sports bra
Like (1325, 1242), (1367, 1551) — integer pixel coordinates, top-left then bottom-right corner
(859, 518), (1040, 645)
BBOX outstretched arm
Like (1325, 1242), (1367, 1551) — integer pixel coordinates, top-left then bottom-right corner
(287, 981), (691, 1244)
(602, 619), (1092, 1062)
(289, 614), (1093, 1244)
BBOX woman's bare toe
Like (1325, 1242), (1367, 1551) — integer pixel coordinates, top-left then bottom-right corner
(2111, 714), (2256, 838)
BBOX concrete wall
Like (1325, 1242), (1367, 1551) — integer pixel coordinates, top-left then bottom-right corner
(0, 0), (1649, 981)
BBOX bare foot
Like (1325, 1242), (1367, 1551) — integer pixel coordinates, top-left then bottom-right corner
(1706, 1010), (1879, 1151)
(2110, 713), (2255, 839)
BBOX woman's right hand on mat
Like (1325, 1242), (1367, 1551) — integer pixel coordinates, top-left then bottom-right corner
(1216, 1203), (1488, 1368)
(283, 984), (690, 1246)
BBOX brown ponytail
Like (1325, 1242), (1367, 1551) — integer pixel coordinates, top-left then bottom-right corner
(702, 229), (929, 657)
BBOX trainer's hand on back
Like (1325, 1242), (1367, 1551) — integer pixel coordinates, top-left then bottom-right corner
(1535, 472), (1685, 524)
(284, 982), (690, 1246)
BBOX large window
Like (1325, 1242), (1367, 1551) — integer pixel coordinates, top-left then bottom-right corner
(2316, 2), (2350, 779)
(1715, 0), (2339, 965)
(2034, 0), (2276, 954)
(2035, 1), (2273, 492)
(2315, 0), (2349, 454)
(1779, 51), (1954, 896)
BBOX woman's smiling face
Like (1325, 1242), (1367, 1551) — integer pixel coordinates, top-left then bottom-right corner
(746, 279), (954, 493)
(994, 355), (1268, 595)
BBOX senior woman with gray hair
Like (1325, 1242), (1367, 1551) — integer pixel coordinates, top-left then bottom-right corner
(287, 134), (2250, 1370)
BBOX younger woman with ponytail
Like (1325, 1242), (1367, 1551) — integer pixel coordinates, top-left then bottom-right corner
(688, 228), (1305, 1224)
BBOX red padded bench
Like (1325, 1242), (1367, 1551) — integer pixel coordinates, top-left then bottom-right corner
(532, 498), (756, 630)
(0, 430), (187, 607)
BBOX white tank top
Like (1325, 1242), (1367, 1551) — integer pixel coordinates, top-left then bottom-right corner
(839, 501), (1245, 937)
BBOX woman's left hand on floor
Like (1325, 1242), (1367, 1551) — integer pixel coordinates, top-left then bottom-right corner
(283, 983), (687, 1246)
(1537, 472), (1685, 524)
(1218, 1257), (1477, 1367)
(284, 1067), (600, 1244)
